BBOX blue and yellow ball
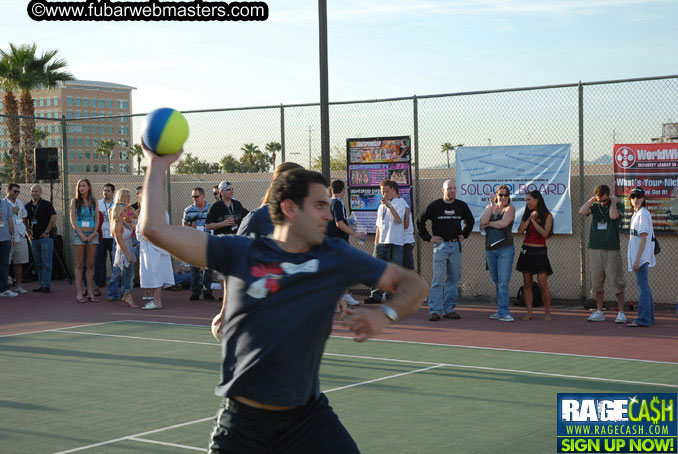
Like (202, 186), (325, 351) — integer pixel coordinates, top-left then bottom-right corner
(142, 107), (189, 155)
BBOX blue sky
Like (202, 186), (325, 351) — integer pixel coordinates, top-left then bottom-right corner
(1, 0), (676, 114)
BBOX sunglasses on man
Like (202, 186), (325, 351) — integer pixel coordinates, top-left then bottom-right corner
(629, 194), (643, 199)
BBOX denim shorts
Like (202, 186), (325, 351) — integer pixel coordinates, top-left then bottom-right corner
(72, 231), (99, 246)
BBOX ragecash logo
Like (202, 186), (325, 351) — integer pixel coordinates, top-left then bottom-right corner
(557, 393), (677, 453)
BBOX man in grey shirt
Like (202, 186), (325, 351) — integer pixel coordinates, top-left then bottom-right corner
(0, 193), (17, 297)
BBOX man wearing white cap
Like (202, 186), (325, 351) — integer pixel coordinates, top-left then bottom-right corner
(206, 181), (249, 236)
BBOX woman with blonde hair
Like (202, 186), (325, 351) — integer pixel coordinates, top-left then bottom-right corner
(70, 179), (99, 303)
(109, 202), (137, 308)
(107, 189), (138, 301)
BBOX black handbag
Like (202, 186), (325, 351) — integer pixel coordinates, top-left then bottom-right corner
(652, 234), (660, 255)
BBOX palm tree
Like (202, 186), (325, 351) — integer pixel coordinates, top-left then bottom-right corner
(34, 127), (49, 145)
(95, 139), (116, 174)
(0, 43), (74, 182)
(129, 143), (144, 175)
(240, 143), (259, 170)
(265, 142), (281, 171)
(440, 142), (463, 169)
(0, 54), (23, 182)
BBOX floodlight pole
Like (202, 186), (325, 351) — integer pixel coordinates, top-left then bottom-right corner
(318, 0), (330, 179)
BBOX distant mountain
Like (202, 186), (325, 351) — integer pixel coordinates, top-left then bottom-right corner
(586, 155), (613, 165)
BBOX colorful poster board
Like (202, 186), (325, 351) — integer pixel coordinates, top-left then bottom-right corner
(347, 137), (412, 233)
(456, 144), (572, 234)
(613, 143), (678, 233)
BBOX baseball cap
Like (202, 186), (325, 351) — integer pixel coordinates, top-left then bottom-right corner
(218, 181), (232, 191)
(630, 186), (645, 198)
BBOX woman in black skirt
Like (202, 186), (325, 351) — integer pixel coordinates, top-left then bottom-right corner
(516, 190), (553, 321)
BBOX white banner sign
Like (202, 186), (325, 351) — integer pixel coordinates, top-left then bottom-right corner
(456, 144), (572, 234)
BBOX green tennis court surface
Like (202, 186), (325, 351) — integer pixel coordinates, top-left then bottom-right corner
(2, 320), (677, 454)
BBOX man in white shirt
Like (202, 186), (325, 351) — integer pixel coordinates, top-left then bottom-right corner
(364, 180), (407, 304)
(6, 184), (28, 294)
(94, 183), (115, 296)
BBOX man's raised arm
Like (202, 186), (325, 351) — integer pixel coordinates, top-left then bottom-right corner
(139, 144), (209, 269)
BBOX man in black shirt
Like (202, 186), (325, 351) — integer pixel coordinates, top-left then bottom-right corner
(417, 179), (474, 321)
(25, 185), (57, 293)
(139, 146), (428, 453)
(206, 181), (249, 236)
(328, 180), (365, 307)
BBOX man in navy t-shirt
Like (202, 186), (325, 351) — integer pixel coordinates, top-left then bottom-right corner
(328, 179), (366, 307)
(139, 148), (428, 454)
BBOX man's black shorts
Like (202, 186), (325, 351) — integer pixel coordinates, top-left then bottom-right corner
(208, 393), (360, 453)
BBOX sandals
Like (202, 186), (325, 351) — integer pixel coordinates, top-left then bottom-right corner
(76, 297), (87, 304)
(87, 296), (99, 303)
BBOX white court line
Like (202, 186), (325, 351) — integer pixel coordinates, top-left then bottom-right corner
(128, 437), (204, 452)
(50, 358), (440, 453)
(323, 364), (445, 393)
(0, 320), (127, 338)
(49, 329), (678, 388)
(56, 329), (217, 346)
(329, 335), (678, 366)
(95, 318), (678, 366)
(323, 352), (678, 389)
(51, 417), (214, 454)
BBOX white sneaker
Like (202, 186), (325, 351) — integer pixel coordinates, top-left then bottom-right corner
(499, 315), (515, 322)
(14, 286), (28, 294)
(615, 312), (627, 324)
(489, 313), (499, 320)
(587, 310), (605, 322)
(0, 289), (18, 297)
(342, 294), (360, 307)
(141, 300), (163, 310)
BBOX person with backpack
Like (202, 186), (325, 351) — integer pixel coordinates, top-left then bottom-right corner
(626, 187), (656, 328)
(516, 190), (553, 322)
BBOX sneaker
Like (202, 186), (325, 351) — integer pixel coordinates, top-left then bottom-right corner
(342, 294), (360, 306)
(615, 312), (627, 324)
(141, 300), (162, 310)
(0, 290), (18, 297)
(428, 313), (441, 321)
(189, 294), (200, 301)
(363, 297), (381, 305)
(32, 287), (47, 293)
(499, 315), (515, 322)
(443, 312), (461, 319)
(489, 313), (499, 320)
(587, 310), (605, 322)
(14, 286), (28, 294)
(203, 293), (215, 301)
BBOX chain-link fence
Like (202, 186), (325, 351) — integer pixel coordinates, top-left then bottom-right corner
(1, 75), (676, 305)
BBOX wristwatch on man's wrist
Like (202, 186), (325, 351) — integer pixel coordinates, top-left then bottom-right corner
(380, 304), (398, 323)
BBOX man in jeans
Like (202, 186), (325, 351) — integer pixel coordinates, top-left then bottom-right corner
(579, 184), (626, 323)
(364, 180), (407, 304)
(0, 191), (17, 297)
(94, 183), (115, 296)
(417, 179), (474, 321)
(183, 187), (214, 301)
(25, 185), (57, 293)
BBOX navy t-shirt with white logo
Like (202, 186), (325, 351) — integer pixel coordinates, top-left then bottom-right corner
(207, 234), (387, 406)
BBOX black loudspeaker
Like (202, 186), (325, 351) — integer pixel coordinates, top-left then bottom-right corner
(34, 147), (59, 180)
